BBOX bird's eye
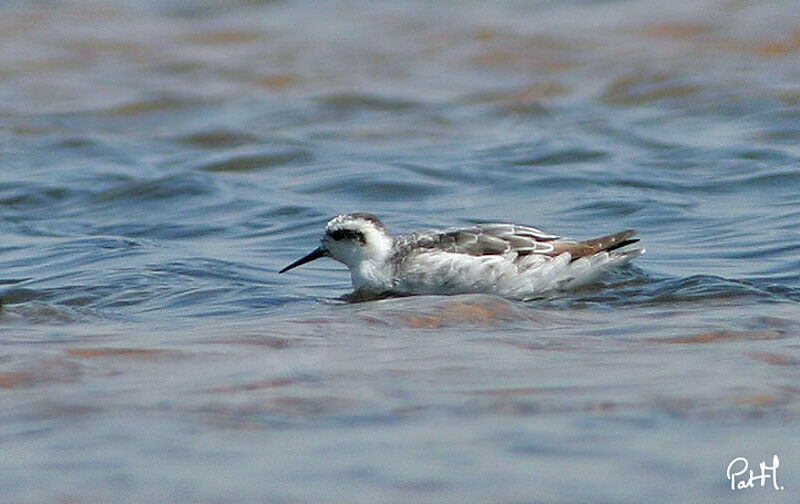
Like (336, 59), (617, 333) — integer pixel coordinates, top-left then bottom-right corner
(328, 229), (365, 243)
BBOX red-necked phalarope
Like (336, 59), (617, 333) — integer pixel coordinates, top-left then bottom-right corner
(280, 213), (644, 299)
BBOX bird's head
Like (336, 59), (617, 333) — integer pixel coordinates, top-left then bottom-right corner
(279, 213), (393, 273)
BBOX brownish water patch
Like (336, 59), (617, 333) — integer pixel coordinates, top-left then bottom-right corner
(648, 330), (784, 344)
(756, 30), (800, 58)
(637, 23), (714, 39)
(734, 394), (784, 408)
(468, 33), (581, 73)
(68, 39), (146, 57)
(390, 299), (525, 329)
(67, 347), (182, 359)
(0, 360), (83, 388)
(749, 351), (800, 366)
(184, 31), (262, 45)
(204, 377), (309, 394)
(258, 74), (303, 90)
(0, 371), (35, 389)
(587, 401), (617, 413)
(466, 386), (549, 396)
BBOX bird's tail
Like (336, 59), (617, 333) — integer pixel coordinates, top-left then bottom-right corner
(550, 230), (641, 260)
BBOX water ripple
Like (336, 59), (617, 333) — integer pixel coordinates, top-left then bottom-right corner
(557, 274), (800, 307)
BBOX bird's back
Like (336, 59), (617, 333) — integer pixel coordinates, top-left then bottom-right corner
(386, 224), (642, 297)
(391, 223), (560, 259)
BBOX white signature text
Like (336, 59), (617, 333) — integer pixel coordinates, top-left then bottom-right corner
(726, 455), (783, 491)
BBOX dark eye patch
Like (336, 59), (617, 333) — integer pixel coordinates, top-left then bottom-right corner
(327, 229), (365, 243)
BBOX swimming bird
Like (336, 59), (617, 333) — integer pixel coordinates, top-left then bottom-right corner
(279, 213), (643, 299)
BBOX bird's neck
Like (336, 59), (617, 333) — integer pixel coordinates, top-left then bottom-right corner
(349, 237), (395, 292)
(350, 259), (393, 292)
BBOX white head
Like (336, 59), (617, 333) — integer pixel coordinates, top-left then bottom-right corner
(279, 213), (394, 276)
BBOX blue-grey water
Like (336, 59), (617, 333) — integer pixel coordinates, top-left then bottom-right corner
(2, 1), (800, 502)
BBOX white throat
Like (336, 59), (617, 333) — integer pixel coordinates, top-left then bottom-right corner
(347, 234), (395, 292)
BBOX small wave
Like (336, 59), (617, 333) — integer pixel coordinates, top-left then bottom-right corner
(170, 130), (261, 149)
(511, 149), (608, 167)
(291, 166), (449, 201)
(93, 172), (218, 205)
(316, 93), (423, 113)
(194, 147), (314, 173)
(601, 72), (704, 106)
(0, 298), (101, 325)
(98, 97), (205, 117)
(553, 274), (800, 306)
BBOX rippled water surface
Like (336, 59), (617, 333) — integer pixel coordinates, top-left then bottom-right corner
(2, 1), (800, 502)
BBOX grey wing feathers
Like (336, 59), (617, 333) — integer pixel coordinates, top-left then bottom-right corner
(396, 225), (640, 262)
(397, 223), (561, 257)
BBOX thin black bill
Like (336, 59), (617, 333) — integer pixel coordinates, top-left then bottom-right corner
(278, 247), (326, 273)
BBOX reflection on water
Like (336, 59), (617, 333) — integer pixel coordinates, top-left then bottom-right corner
(2, 0), (800, 502)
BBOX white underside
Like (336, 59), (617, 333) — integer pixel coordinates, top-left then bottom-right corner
(382, 249), (644, 299)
